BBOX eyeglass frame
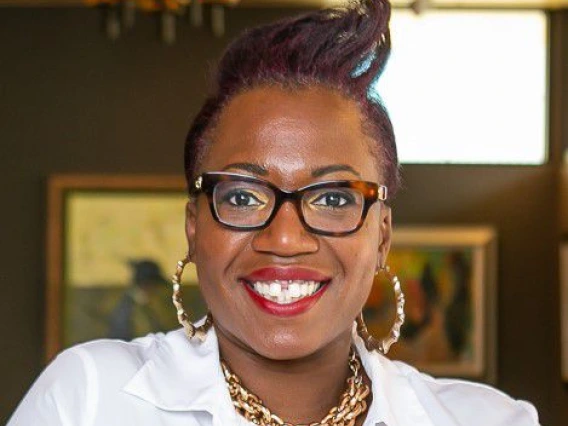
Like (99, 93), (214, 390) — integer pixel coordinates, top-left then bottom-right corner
(189, 171), (388, 237)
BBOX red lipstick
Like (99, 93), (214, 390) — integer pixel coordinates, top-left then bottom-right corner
(242, 281), (329, 317)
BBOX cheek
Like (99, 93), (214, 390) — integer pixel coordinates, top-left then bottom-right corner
(332, 221), (380, 308)
(355, 212), (381, 271)
(193, 205), (247, 290)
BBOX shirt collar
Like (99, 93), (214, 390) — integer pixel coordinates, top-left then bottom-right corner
(352, 328), (434, 426)
(123, 327), (238, 425)
(123, 324), (434, 426)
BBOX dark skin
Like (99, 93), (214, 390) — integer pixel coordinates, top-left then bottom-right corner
(185, 86), (392, 425)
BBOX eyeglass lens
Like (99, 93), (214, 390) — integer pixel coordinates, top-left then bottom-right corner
(212, 179), (365, 233)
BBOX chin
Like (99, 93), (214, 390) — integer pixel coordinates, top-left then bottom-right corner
(244, 324), (343, 361)
(253, 339), (320, 361)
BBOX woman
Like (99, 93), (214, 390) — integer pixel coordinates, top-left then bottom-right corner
(9, 1), (539, 425)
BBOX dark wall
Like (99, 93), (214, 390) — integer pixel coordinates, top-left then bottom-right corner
(1, 6), (567, 425)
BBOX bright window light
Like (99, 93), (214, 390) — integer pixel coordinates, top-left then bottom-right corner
(375, 10), (548, 165)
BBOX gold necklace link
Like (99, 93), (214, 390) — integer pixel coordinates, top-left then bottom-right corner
(221, 350), (370, 426)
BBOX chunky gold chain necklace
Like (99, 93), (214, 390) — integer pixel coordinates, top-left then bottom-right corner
(220, 349), (370, 426)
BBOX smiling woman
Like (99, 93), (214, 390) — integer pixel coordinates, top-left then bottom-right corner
(9, 1), (540, 426)
(185, 87), (390, 367)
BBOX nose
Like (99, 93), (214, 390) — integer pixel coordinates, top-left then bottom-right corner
(251, 200), (319, 257)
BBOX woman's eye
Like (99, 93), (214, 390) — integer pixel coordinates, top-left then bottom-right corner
(224, 191), (264, 207)
(312, 191), (354, 208)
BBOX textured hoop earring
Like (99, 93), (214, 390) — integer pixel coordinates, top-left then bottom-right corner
(171, 255), (213, 342)
(356, 265), (405, 355)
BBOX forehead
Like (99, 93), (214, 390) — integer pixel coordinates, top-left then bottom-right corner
(201, 86), (380, 186)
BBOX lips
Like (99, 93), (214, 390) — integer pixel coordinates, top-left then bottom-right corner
(240, 267), (332, 317)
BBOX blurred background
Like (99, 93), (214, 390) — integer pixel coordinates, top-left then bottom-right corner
(1, 0), (567, 424)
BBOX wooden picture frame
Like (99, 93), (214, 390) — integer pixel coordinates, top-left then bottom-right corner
(365, 226), (498, 382)
(561, 243), (568, 381)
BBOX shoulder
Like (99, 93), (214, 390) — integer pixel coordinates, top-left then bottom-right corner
(8, 331), (178, 426)
(391, 360), (540, 426)
(43, 332), (166, 384)
(66, 332), (164, 368)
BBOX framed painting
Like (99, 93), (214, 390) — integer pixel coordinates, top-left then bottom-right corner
(45, 175), (207, 362)
(561, 243), (568, 381)
(364, 226), (497, 381)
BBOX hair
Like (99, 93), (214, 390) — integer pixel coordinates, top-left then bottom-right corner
(184, 0), (401, 200)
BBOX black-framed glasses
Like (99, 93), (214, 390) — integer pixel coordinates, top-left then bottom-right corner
(190, 172), (388, 236)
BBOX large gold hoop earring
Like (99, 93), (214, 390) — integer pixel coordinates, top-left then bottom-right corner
(356, 265), (405, 355)
(171, 255), (213, 342)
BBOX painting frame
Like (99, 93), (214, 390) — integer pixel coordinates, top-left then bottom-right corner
(45, 174), (188, 362)
(380, 226), (498, 382)
(561, 243), (568, 382)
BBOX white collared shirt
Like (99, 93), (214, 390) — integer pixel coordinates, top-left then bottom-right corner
(9, 326), (539, 426)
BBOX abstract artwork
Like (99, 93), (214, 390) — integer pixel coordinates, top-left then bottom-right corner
(364, 226), (497, 380)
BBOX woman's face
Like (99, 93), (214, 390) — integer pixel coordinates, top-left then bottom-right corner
(186, 86), (392, 360)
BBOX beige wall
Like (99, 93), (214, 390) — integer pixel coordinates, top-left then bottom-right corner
(1, 6), (567, 425)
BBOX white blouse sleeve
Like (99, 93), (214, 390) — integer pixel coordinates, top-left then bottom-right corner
(8, 348), (91, 426)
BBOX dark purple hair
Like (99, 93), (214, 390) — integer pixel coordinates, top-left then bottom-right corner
(184, 0), (401, 199)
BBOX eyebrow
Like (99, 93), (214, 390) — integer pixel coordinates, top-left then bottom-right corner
(311, 164), (362, 179)
(222, 163), (269, 176)
(221, 162), (362, 179)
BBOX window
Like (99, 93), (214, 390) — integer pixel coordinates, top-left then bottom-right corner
(376, 10), (548, 165)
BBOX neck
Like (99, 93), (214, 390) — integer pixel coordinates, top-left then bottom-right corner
(216, 325), (367, 425)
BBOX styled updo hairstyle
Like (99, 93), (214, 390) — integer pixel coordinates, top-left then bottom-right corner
(184, 0), (401, 200)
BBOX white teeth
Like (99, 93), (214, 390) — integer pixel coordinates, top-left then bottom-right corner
(289, 283), (301, 298)
(249, 280), (325, 305)
(269, 283), (281, 296)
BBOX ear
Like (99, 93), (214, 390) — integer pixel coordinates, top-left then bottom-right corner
(185, 200), (197, 262)
(377, 204), (392, 269)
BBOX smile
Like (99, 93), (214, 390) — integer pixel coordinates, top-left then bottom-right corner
(240, 267), (332, 316)
(248, 280), (325, 304)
